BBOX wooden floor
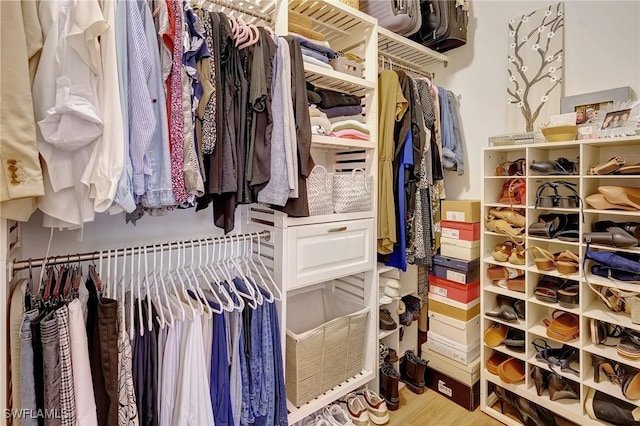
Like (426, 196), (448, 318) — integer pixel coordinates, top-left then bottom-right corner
(387, 387), (504, 426)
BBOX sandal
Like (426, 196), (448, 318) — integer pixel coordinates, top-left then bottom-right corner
(544, 311), (580, 342)
(492, 241), (516, 262)
(618, 329), (640, 359)
(530, 157), (578, 175)
(532, 338), (580, 376)
(556, 250), (580, 275)
(498, 178), (526, 205)
(588, 157), (625, 175)
(557, 281), (579, 308)
(535, 275), (564, 304)
(486, 294), (519, 322)
(486, 218), (525, 244)
(527, 246), (557, 271)
(484, 322), (508, 347)
(487, 266), (524, 280)
(497, 358), (525, 384)
(590, 318), (624, 347)
(508, 245), (526, 265)
(488, 208), (526, 228)
(486, 350), (510, 375)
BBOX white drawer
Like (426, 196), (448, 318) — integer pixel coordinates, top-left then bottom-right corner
(287, 219), (374, 289)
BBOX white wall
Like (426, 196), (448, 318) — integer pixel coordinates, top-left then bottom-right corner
(431, 0), (640, 200)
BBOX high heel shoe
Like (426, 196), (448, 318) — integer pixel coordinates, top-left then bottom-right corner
(548, 373), (579, 401)
(486, 294), (519, 322)
(585, 193), (638, 211)
(513, 395), (557, 426)
(599, 186), (640, 210)
(591, 354), (624, 385)
(622, 371), (640, 400)
(532, 338), (580, 376)
(530, 366), (550, 396)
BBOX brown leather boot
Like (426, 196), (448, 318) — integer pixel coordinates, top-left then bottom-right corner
(400, 350), (428, 394)
(380, 362), (400, 411)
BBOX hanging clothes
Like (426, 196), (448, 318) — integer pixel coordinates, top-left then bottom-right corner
(377, 71), (408, 255)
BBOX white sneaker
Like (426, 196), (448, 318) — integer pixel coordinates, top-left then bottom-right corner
(303, 414), (332, 426)
(381, 278), (401, 289)
(322, 404), (354, 425)
(340, 393), (371, 426)
(379, 293), (393, 305)
(359, 388), (389, 425)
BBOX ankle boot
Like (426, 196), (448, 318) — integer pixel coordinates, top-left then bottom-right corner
(380, 362), (400, 411)
(399, 350), (428, 394)
(586, 387), (640, 425)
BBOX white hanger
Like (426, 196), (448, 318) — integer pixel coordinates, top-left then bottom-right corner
(195, 239), (224, 314)
(245, 234), (274, 303)
(214, 237), (244, 311)
(136, 246), (145, 337)
(180, 241), (206, 317)
(174, 241), (198, 319)
(201, 238), (234, 312)
(255, 232), (281, 301)
(149, 245), (167, 329)
(232, 234), (263, 305)
(225, 235), (256, 308)
(127, 247), (136, 338)
(165, 243), (186, 322)
(142, 248), (154, 332)
(189, 241), (215, 317)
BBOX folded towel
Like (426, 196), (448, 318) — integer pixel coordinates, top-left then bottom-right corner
(308, 105), (325, 117)
(331, 120), (370, 134)
(309, 106), (332, 134)
(328, 114), (365, 124)
(289, 31), (331, 48)
(303, 55), (333, 69)
(316, 89), (361, 109)
(318, 104), (363, 118)
(296, 37), (336, 60)
(301, 46), (329, 63)
(289, 23), (325, 41)
(288, 10), (312, 29)
(330, 129), (370, 140)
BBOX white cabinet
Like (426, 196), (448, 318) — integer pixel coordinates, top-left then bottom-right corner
(480, 136), (640, 426)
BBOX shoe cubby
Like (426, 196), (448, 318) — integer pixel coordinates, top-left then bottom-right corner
(482, 136), (640, 426)
(528, 271), (581, 315)
(582, 352), (640, 408)
(484, 149), (527, 178)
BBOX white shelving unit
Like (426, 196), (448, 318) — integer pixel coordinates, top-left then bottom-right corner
(480, 136), (640, 426)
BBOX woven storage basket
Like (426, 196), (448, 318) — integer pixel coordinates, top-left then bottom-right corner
(333, 168), (373, 213)
(286, 288), (369, 406)
(307, 165), (334, 216)
(340, 0), (359, 9)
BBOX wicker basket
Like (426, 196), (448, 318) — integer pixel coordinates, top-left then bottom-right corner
(286, 288), (369, 406)
(339, 0), (359, 10)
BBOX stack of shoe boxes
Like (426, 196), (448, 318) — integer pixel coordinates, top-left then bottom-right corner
(423, 200), (482, 411)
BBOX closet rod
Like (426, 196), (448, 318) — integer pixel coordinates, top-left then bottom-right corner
(10, 230), (271, 273)
(196, 0), (272, 23)
(379, 54), (434, 80)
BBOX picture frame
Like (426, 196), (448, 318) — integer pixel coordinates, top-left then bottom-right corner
(593, 100), (640, 138)
(561, 87), (632, 125)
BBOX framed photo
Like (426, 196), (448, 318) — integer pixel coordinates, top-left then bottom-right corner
(561, 87), (632, 125)
(593, 100), (640, 138)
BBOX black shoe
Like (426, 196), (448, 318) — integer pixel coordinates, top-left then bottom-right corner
(399, 350), (428, 394)
(380, 362), (400, 411)
(585, 387), (640, 425)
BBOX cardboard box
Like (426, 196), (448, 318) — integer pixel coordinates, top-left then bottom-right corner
(428, 293), (480, 322)
(440, 241), (481, 262)
(425, 367), (480, 411)
(441, 200), (481, 223)
(426, 331), (480, 365)
(441, 220), (481, 241)
(421, 344), (480, 386)
(433, 255), (480, 284)
(429, 275), (480, 304)
(428, 311), (480, 346)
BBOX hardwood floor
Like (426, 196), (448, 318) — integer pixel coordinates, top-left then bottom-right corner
(387, 387), (504, 426)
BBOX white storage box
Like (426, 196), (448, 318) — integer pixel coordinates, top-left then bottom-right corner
(286, 288), (369, 406)
(426, 331), (480, 365)
(428, 311), (480, 346)
(440, 237), (480, 261)
(421, 344), (480, 386)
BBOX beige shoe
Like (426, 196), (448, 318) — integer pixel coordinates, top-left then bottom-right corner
(359, 388), (389, 425)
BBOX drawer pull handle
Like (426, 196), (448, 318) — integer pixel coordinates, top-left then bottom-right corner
(327, 226), (348, 233)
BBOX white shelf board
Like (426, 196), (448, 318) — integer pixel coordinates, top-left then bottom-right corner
(526, 236), (581, 246)
(483, 135), (640, 151)
(278, 210), (374, 228)
(483, 285), (526, 300)
(377, 264), (397, 275)
(583, 343), (640, 370)
(583, 174), (640, 178)
(483, 314), (526, 331)
(582, 272), (640, 293)
(583, 301), (640, 333)
(485, 344), (527, 362)
(377, 26), (448, 70)
(583, 377), (640, 407)
(379, 328), (397, 340)
(583, 208), (640, 217)
(527, 296), (580, 315)
(528, 175), (580, 179)
(484, 202), (527, 208)
(482, 256), (528, 270)
(526, 206), (580, 213)
(304, 62), (375, 94)
(583, 244), (640, 255)
(286, 370), (374, 424)
(526, 265), (581, 283)
(311, 134), (374, 150)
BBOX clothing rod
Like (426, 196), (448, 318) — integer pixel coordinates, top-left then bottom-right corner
(10, 230), (271, 273)
(379, 54), (434, 80)
(197, 0), (272, 23)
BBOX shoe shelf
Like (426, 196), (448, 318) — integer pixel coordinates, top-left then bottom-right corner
(487, 344), (528, 362)
(483, 315), (527, 331)
(482, 136), (640, 426)
(311, 134), (375, 150)
(377, 26), (448, 71)
(378, 328), (397, 340)
(303, 62), (375, 94)
(285, 369), (375, 424)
